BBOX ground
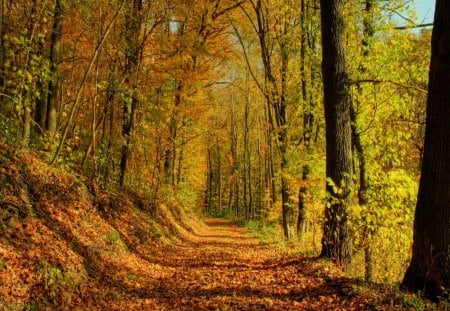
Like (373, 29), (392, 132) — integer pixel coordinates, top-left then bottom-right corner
(88, 218), (411, 310)
(0, 147), (431, 310)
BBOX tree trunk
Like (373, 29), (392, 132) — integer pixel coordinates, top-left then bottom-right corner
(0, 0), (6, 93)
(216, 137), (222, 213)
(22, 0), (38, 147)
(401, 1), (450, 300)
(256, 112), (264, 219)
(119, 0), (143, 187)
(206, 148), (213, 213)
(243, 73), (251, 219)
(22, 106), (32, 147)
(300, 0), (315, 147)
(230, 95), (239, 216)
(265, 105), (276, 206)
(45, 0), (63, 145)
(319, 0), (353, 264)
(279, 42), (290, 240)
(351, 104), (373, 280)
(164, 81), (182, 188)
(297, 165), (310, 240)
(281, 174), (290, 239)
(352, 0), (374, 282)
(119, 94), (137, 187)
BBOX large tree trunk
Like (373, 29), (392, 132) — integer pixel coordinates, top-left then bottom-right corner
(319, 0), (353, 264)
(401, 0), (450, 300)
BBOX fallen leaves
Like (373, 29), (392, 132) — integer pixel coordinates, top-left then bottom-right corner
(0, 151), (430, 309)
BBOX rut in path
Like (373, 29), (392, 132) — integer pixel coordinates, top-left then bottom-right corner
(97, 218), (396, 310)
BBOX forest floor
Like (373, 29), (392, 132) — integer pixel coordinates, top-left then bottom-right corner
(88, 218), (421, 311)
(96, 217), (394, 310)
(0, 145), (432, 310)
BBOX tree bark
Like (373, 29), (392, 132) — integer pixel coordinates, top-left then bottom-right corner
(401, 0), (450, 300)
(319, 0), (353, 264)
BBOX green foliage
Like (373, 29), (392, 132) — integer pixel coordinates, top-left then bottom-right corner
(37, 260), (75, 307)
(244, 219), (281, 244)
(349, 168), (417, 282)
(105, 230), (121, 245)
(176, 182), (201, 212)
(205, 208), (235, 219)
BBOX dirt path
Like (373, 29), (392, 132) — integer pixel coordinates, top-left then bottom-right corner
(97, 218), (393, 310)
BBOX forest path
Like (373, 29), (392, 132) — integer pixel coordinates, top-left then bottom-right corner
(98, 218), (386, 310)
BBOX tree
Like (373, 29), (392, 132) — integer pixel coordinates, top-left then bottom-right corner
(319, 0), (353, 263)
(119, 0), (143, 187)
(401, 0), (450, 300)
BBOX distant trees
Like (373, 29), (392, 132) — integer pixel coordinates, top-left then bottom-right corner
(402, 0), (450, 300)
(319, 0), (353, 263)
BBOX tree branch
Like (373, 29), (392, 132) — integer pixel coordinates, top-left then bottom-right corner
(229, 17), (265, 94)
(50, 0), (127, 165)
(395, 23), (433, 30)
(351, 79), (427, 94)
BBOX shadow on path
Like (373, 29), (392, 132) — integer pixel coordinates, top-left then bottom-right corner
(96, 218), (398, 310)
